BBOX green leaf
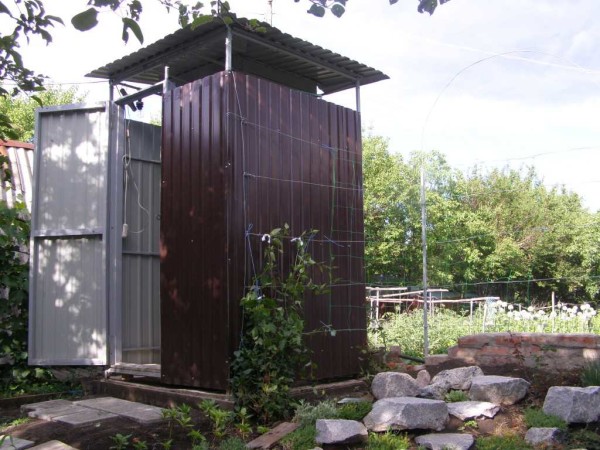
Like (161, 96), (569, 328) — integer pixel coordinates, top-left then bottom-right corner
(71, 8), (99, 32)
(30, 95), (43, 107)
(122, 17), (143, 44)
(307, 4), (325, 17)
(46, 15), (64, 25)
(331, 3), (345, 17)
(0, 1), (13, 16)
(190, 14), (213, 30)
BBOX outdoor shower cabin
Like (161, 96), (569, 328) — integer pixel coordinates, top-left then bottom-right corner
(28, 17), (388, 390)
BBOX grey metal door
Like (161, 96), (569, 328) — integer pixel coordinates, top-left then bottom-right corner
(29, 103), (110, 365)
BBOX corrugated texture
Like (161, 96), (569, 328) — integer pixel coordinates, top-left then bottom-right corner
(87, 17), (388, 95)
(161, 71), (365, 389)
(227, 72), (366, 380)
(121, 120), (161, 364)
(161, 77), (230, 389)
(0, 141), (34, 211)
(29, 105), (109, 365)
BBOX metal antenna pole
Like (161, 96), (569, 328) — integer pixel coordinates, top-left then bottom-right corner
(268, 0), (273, 25)
(421, 167), (429, 358)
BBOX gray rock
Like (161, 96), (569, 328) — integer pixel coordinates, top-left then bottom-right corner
(525, 427), (566, 446)
(371, 372), (420, 399)
(431, 366), (484, 390)
(418, 381), (451, 400)
(415, 433), (475, 450)
(315, 419), (367, 445)
(469, 376), (529, 405)
(416, 369), (431, 388)
(543, 386), (600, 423)
(363, 397), (448, 432)
(447, 401), (499, 420)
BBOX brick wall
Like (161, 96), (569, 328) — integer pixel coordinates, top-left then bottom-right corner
(426, 333), (600, 376)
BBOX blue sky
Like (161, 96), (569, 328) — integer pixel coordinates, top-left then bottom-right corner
(18, 0), (600, 210)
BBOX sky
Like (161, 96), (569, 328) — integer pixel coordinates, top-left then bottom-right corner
(15, 0), (600, 211)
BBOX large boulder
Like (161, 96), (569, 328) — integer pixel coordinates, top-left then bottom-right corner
(371, 372), (420, 399)
(469, 376), (529, 405)
(363, 397), (448, 432)
(418, 380), (451, 400)
(315, 419), (368, 445)
(543, 386), (600, 423)
(524, 427), (566, 447)
(431, 366), (484, 390)
(415, 433), (475, 450)
(447, 401), (499, 420)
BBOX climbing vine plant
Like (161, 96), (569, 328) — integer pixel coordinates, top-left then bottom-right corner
(231, 224), (328, 423)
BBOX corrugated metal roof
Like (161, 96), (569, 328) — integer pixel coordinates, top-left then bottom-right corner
(0, 140), (34, 211)
(86, 17), (388, 94)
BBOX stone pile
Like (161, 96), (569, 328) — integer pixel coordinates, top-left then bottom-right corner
(315, 365), (534, 448)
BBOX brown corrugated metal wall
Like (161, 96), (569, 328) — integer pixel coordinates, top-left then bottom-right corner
(161, 71), (366, 389)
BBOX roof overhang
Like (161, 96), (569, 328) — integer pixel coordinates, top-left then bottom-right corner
(86, 17), (388, 95)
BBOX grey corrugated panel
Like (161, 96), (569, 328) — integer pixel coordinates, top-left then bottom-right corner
(86, 17), (388, 94)
(0, 142), (34, 211)
(121, 120), (161, 365)
(30, 104), (109, 365)
(30, 237), (107, 364)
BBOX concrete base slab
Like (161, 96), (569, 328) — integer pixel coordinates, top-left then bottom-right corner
(0, 435), (35, 449)
(74, 398), (164, 424)
(29, 441), (78, 450)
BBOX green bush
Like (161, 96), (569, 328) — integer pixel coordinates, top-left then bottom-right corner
(231, 226), (329, 423)
(523, 407), (567, 430)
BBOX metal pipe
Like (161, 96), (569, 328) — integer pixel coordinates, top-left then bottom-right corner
(355, 80), (361, 113)
(225, 27), (233, 71)
(421, 167), (429, 358)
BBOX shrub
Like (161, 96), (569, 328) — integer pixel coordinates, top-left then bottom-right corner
(231, 226), (329, 423)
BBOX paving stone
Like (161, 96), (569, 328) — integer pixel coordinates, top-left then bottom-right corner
(0, 435), (35, 449)
(29, 441), (79, 450)
(53, 408), (118, 426)
(21, 400), (73, 412)
(27, 405), (89, 421)
(74, 397), (164, 424)
(415, 433), (474, 450)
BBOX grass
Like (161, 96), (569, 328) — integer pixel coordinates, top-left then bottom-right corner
(0, 416), (30, 431)
(337, 401), (372, 421)
(367, 431), (410, 450)
(444, 390), (469, 403)
(580, 360), (600, 387)
(523, 407), (567, 431)
(475, 433), (533, 450)
(279, 424), (316, 450)
(570, 428), (600, 448)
